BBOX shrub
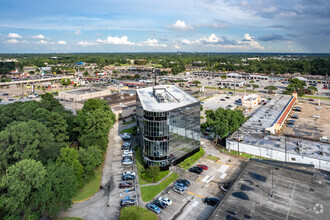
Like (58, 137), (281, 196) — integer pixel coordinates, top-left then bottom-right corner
(178, 147), (204, 170)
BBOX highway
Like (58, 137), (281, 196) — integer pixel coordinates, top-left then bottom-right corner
(0, 76), (74, 86)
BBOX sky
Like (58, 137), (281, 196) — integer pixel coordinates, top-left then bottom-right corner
(0, 0), (329, 53)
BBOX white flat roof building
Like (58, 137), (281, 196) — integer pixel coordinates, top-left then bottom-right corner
(136, 85), (199, 112)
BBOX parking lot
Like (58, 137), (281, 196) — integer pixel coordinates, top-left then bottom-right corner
(153, 150), (247, 220)
(283, 98), (330, 139)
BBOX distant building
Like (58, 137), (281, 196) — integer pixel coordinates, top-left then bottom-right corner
(58, 88), (110, 101)
(241, 94), (261, 109)
(136, 85), (200, 170)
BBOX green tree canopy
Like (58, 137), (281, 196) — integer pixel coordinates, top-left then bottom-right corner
(264, 85), (278, 93)
(0, 159), (47, 219)
(284, 78), (306, 96)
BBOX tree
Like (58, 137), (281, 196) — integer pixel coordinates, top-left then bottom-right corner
(56, 147), (84, 187)
(145, 166), (160, 181)
(264, 85), (278, 93)
(78, 146), (103, 177)
(0, 120), (54, 170)
(33, 162), (78, 217)
(307, 86), (317, 95)
(221, 75), (227, 79)
(132, 73), (141, 79)
(192, 80), (201, 85)
(252, 84), (259, 90)
(284, 78), (306, 96)
(0, 159), (47, 219)
(83, 71), (89, 77)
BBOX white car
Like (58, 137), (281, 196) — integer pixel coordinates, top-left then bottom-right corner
(158, 197), (172, 206)
(120, 133), (131, 140)
(123, 150), (133, 155)
(123, 171), (136, 176)
(122, 159), (133, 165)
(122, 152), (133, 157)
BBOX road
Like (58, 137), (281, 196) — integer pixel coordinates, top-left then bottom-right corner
(57, 121), (120, 220)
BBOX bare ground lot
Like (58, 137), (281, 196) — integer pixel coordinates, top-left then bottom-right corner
(283, 98), (330, 140)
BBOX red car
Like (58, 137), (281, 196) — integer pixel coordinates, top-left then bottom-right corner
(197, 164), (208, 170)
(119, 182), (133, 188)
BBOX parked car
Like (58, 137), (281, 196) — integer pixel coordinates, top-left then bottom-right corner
(197, 164), (208, 170)
(123, 171), (136, 176)
(308, 99), (314, 101)
(120, 199), (136, 207)
(225, 96), (230, 99)
(122, 159), (133, 165)
(286, 124), (294, 128)
(122, 174), (135, 181)
(172, 186), (185, 195)
(123, 150), (133, 155)
(158, 197), (172, 206)
(122, 152), (133, 157)
(147, 203), (162, 214)
(119, 182), (133, 188)
(174, 182), (187, 190)
(121, 143), (131, 150)
(176, 179), (191, 187)
(153, 200), (167, 209)
(120, 133), (131, 140)
(287, 120), (295, 124)
(122, 156), (133, 160)
(220, 98), (226, 101)
(189, 166), (203, 174)
(204, 197), (220, 206)
(291, 115), (299, 119)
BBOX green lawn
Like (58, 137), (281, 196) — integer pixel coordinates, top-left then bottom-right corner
(54, 217), (83, 220)
(301, 95), (330, 100)
(134, 147), (170, 185)
(120, 206), (157, 220)
(178, 147), (205, 170)
(220, 148), (267, 159)
(123, 119), (135, 125)
(140, 173), (179, 202)
(72, 162), (103, 202)
(206, 155), (219, 161)
(120, 126), (137, 135)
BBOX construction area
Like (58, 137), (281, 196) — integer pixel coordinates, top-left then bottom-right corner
(210, 159), (330, 220)
(283, 99), (330, 140)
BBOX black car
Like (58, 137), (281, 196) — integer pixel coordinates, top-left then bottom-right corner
(188, 166), (203, 174)
(204, 197), (220, 206)
(120, 199), (136, 207)
(122, 174), (135, 181)
(291, 115), (299, 119)
(287, 120), (295, 124)
(153, 200), (167, 209)
(177, 179), (191, 187)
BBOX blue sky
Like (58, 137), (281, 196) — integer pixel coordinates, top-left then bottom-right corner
(0, 0), (329, 53)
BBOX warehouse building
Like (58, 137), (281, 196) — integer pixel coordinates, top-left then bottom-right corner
(58, 88), (110, 101)
(226, 94), (330, 171)
(136, 85), (200, 170)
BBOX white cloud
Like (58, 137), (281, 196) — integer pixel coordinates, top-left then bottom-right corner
(58, 40), (67, 45)
(37, 40), (51, 44)
(181, 39), (192, 44)
(76, 41), (97, 47)
(75, 30), (81, 35)
(97, 36), (134, 45)
(137, 39), (166, 47)
(174, 44), (181, 49)
(31, 34), (45, 39)
(179, 33), (264, 50)
(168, 20), (193, 31)
(6, 39), (19, 44)
(8, 33), (22, 38)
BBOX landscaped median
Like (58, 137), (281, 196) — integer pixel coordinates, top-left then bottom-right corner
(134, 146), (169, 185)
(140, 172), (180, 202)
(178, 147), (205, 170)
(72, 162), (104, 202)
(120, 206), (157, 220)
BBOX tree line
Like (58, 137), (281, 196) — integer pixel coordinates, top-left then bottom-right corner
(0, 94), (115, 219)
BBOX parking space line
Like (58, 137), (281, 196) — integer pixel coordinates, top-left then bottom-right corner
(196, 177), (201, 182)
(216, 160), (233, 167)
(188, 191), (206, 198)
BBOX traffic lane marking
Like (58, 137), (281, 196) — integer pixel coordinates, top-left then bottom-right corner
(188, 191), (206, 199)
(216, 160), (233, 167)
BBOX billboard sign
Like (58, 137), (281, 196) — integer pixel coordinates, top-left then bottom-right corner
(75, 62), (84, 66)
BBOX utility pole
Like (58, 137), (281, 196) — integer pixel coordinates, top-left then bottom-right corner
(237, 129), (240, 155)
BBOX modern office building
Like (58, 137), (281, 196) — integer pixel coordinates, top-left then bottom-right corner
(136, 85), (200, 170)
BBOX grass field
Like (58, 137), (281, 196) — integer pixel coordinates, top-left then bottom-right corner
(134, 147), (170, 185)
(120, 206), (157, 220)
(301, 95), (330, 100)
(120, 126), (137, 135)
(220, 148), (267, 159)
(178, 147), (204, 170)
(72, 162), (103, 202)
(140, 173), (179, 202)
(206, 155), (219, 161)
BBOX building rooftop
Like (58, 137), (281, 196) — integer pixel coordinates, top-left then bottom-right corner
(65, 88), (104, 95)
(210, 159), (330, 220)
(136, 85), (199, 112)
(229, 95), (330, 162)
